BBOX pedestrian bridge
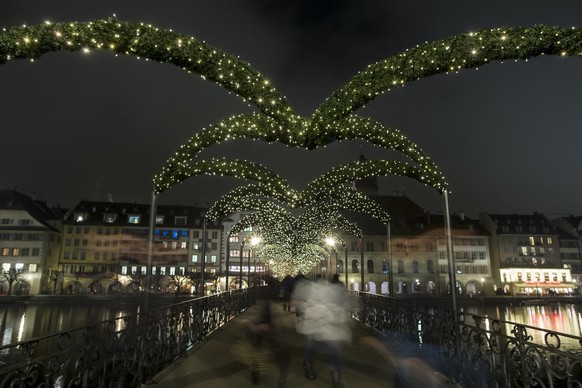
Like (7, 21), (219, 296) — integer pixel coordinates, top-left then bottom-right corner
(1, 289), (582, 387)
(141, 299), (456, 388)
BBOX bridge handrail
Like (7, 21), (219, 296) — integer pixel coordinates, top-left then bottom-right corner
(351, 291), (582, 387)
(0, 288), (261, 388)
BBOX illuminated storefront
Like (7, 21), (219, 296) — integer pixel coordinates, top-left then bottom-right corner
(500, 268), (576, 295)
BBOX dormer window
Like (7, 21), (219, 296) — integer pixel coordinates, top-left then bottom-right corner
(75, 213), (88, 223)
(155, 216), (164, 225)
(128, 215), (141, 224)
(175, 216), (187, 226)
(103, 213), (117, 223)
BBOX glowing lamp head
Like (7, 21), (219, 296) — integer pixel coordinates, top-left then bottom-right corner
(250, 236), (262, 246)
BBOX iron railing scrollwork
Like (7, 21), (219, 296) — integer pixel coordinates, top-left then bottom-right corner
(353, 292), (582, 387)
(0, 288), (259, 388)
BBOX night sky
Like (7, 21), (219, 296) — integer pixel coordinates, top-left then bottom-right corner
(1, 0), (581, 219)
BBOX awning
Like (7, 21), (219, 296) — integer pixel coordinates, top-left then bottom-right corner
(514, 283), (576, 289)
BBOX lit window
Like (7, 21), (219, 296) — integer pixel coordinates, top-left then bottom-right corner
(181, 242), (187, 249)
(128, 215), (140, 224)
(103, 213), (117, 223)
(131, 266), (137, 274)
(229, 236), (239, 243)
(141, 266), (147, 275)
(192, 254), (198, 263)
(1, 248), (9, 256)
(170, 267), (176, 275)
(13, 248), (20, 256)
(547, 237), (553, 245)
(121, 266), (127, 275)
(155, 216), (164, 224)
(15, 263), (24, 270)
(29, 263), (37, 272)
(75, 213), (87, 222)
(211, 255), (217, 263)
(1, 263), (9, 271)
(193, 242), (199, 250)
(160, 267), (166, 275)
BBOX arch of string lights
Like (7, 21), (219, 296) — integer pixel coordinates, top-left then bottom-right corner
(3, 19), (581, 273)
(226, 202), (356, 276)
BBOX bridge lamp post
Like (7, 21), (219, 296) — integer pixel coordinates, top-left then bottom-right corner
(325, 237), (335, 281)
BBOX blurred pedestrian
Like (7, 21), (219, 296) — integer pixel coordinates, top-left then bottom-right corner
(236, 277), (291, 387)
(294, 274), (352, 387)
(361, 336), (450, 388)
(281, 274), (293, 312)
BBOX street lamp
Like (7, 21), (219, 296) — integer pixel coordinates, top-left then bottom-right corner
(249, 236), (261, 289)
(325, 237), (335, 281)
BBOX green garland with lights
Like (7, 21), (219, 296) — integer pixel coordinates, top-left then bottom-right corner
(0, 17), (297, 125)
(5, 19), (581, 275)
(205, 182), (390, 223)
(311, 25), (582, 130)
(230, 205), (353, 277)
(154, 113), (444, 192)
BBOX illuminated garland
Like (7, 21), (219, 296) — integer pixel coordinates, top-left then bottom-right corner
(154, 113), (443, 191)
(226, 202), (356, 275)
(155, 158), (288, 193)
(205, 182), (390, 223)
(312, 25), (582, 129)
(304, 160), (446, 199)
(4, 20), (580, 198)
(0, 18), (297, 124)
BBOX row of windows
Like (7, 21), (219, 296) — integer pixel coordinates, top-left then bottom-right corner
(228, 250), (252, 258)
(518, 246), (554, 256)
(67, 226), (220, 240)
(121, 265), (188, 276)
(438, 251), (487, 260)
(438, 265), (488, 275)
(60, 265), (112, 274)
(561, 252), (582, 260)
(1, 247), (41, 257)
(0, 218), (32, 226)
(500, 225), (551, 234)
(63, 239), (219, 251)
(0, 233), (42, 241)
(75, 212), (217, 227)
(63, 251), (117, 261)
(504, 272), (567, 283)
(500, 246), (555, 255)
(347, 239), (486, 253)
(1, 263), (37, 272)
(503, 257), (552, 266)
(191, 254), (218, 263)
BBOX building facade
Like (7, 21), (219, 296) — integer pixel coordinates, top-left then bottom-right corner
(57, 200), (222, 295)
(479, 212), (575, 295)
(0, 190), (62, 295)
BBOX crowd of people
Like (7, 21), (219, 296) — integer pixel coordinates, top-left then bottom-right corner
(238, 272), (450, 388)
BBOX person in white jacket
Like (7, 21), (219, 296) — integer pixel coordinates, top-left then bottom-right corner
(294, 274), (351, 387)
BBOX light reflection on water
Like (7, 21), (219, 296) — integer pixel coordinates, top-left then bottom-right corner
(0, 302), (139, 346)
(460, 302), (582, 353)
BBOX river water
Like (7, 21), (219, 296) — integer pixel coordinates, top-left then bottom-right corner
(2, 297), (582, 352)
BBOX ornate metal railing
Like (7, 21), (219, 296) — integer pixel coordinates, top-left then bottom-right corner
(0, 289), (259, 387)
(352, 292), (582, 387)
